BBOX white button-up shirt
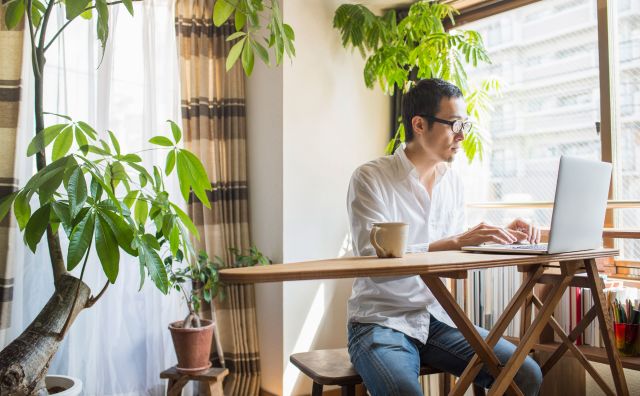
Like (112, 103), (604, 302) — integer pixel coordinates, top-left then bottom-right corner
(346, 146), (465, 343)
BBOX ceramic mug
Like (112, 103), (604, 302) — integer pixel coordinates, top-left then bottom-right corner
(370, 222), (409, 258)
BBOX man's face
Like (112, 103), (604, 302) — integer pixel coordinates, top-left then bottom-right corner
(412, 96), (468, 163)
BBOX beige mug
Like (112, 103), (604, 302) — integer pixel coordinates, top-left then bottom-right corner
(370, 222), (409, 258)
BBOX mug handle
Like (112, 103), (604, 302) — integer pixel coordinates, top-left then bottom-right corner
(370, 226), (387, 257)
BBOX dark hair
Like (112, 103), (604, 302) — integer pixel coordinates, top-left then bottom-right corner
(401, 78), (463, 141)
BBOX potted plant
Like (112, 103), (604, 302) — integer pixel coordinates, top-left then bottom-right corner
(166, 247), (270, 373)
(333, 1), (497, 162)
(0, 0), (292, 393)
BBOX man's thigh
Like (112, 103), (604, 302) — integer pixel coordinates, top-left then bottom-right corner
(347, 322), (423, 396)
(420, 318), (542, 395)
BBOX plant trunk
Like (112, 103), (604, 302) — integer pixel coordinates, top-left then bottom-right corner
(0, 274), (90, 395)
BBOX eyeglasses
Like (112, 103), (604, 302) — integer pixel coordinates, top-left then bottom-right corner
(419, 115), (473, 135)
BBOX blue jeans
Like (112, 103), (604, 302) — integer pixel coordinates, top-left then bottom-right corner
(347, 319), (542, 396)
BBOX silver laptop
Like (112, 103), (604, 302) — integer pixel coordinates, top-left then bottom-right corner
(461, 156), (612, 255)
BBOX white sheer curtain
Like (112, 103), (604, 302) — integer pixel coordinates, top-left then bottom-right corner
(6, 1), (188, 395)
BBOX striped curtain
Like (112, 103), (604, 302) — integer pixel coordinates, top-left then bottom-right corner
(174, 1), (260, 395)
(0, 7), (24, 336)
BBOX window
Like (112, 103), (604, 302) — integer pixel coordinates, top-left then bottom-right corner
(455, 0), (601, 230)
(613, 1), (640, 261)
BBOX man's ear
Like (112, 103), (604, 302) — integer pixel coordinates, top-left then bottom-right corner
(411, 115), (426, 137)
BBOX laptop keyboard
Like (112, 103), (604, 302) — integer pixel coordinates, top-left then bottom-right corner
(507, 244), (547, 250)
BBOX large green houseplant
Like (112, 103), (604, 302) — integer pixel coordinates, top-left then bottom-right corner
(0, 0), (293, 393)
(333, 1), (498, 162)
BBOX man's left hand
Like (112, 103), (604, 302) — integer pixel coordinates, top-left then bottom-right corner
(507, 218), (540, 244)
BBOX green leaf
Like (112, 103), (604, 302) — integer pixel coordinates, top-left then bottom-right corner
(51, 201), (72, 236)
(75, 126), (89, 155)
(175, 152), (191, 201)
(134, 197), (148, 225)
(226, 37), (246, 71)
(96, 0), (109, 56)
(171, 203), (199, 241)
(168, 120), (181, 144)
(0, 191), (18, 222)
(283, 23), (295, 41)
(182, 150), (211, 207)
(169, 224), (180, 258)
(226, 31), (246, 42)
(122, 0), (134, 16)
(165, 150), (176, 176)
(24, 204), (51, 253)
(5, 0), (25, 30)
(90, 176), (103, 200)
(95, 215), (119, 283)
(67, 210), (94, 271)
(77, 121), (98, 139)
(108, 130), (121, 155)
(27, 124), (67, 156)
(123, 190), (139, 209)
(80, 8), (92, 19)
(149, 136), (174, 147)
(213, 0), (234, 27)
(68, 167), (87, 218)
(235, 10), (246, 31)
(252, 40), (269, 64)
(119, 154), (142, 163)
(139, 241), (169, 293)
(52, 127), (73, 161)
(241, 37), (255, 75)
(65, 0), (91, 20)
(13, 191), (31, 231)
(98, 210), (137, 256)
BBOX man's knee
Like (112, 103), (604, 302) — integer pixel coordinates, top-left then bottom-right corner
(515, 356), (543, 396)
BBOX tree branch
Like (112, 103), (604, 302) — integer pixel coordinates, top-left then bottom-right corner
(25, 0), (41, 78)
(58, 245), (90, 339)
(86, 281), (109, 307)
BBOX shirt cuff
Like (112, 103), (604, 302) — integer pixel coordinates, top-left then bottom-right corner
(406, 243), (429, 253)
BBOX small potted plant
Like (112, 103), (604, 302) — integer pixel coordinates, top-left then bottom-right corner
(166, 247), (270, 373)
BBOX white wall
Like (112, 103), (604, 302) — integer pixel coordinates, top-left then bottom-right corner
(281, 0), (388, 394)
(246, 0), (390, 394)
(246, 44), (284, 395)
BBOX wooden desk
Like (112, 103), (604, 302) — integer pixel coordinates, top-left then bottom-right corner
(219, 249), (628, 396)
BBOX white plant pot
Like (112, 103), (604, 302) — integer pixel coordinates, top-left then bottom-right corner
(44, 375), (83, 396)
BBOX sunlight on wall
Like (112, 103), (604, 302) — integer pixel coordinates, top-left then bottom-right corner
(283, 283), (326, 396)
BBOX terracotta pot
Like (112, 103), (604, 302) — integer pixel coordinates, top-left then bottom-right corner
(169, 319), (215, 374)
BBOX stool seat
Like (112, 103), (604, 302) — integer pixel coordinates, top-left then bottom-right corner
(290, 348), (440, 386)
(291, 348), (486, 396)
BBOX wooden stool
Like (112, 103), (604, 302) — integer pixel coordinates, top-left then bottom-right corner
(160, 366), (228, 396)
(290, 348), (486, 395)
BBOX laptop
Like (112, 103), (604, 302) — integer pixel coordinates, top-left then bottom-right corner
(461, 156), (612, 255)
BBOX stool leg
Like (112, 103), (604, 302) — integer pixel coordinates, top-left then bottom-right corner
(312, 382), (323, 396)
(342, 384), (356, 396)
(205, 379), (225, 396)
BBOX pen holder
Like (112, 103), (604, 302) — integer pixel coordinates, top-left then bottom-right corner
(614, 323), (640, 357)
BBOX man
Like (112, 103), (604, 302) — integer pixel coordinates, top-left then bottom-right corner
(346, 78), (543, 396)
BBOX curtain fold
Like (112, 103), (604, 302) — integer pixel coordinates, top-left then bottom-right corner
(0, 6), (24, 338)
(174, 1), (260, 395)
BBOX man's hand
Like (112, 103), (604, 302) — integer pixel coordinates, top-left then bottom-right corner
(454, 222), (528, 249)
(506, 218), (540, 244)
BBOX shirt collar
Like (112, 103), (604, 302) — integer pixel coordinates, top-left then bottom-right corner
(394, 143), (450, 182)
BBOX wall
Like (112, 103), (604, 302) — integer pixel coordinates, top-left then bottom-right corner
(246, 0), (390, 394)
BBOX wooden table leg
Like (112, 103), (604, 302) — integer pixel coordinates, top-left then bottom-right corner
(205, 378), (225, 396)
(450, 265), (544, 395)
(420, 275), (524, 396)
(487, 260), (581, 395)
(585, 258), (629, 396)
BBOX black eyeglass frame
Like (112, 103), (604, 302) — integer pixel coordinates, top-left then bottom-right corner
(418, 114), (473, 135)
